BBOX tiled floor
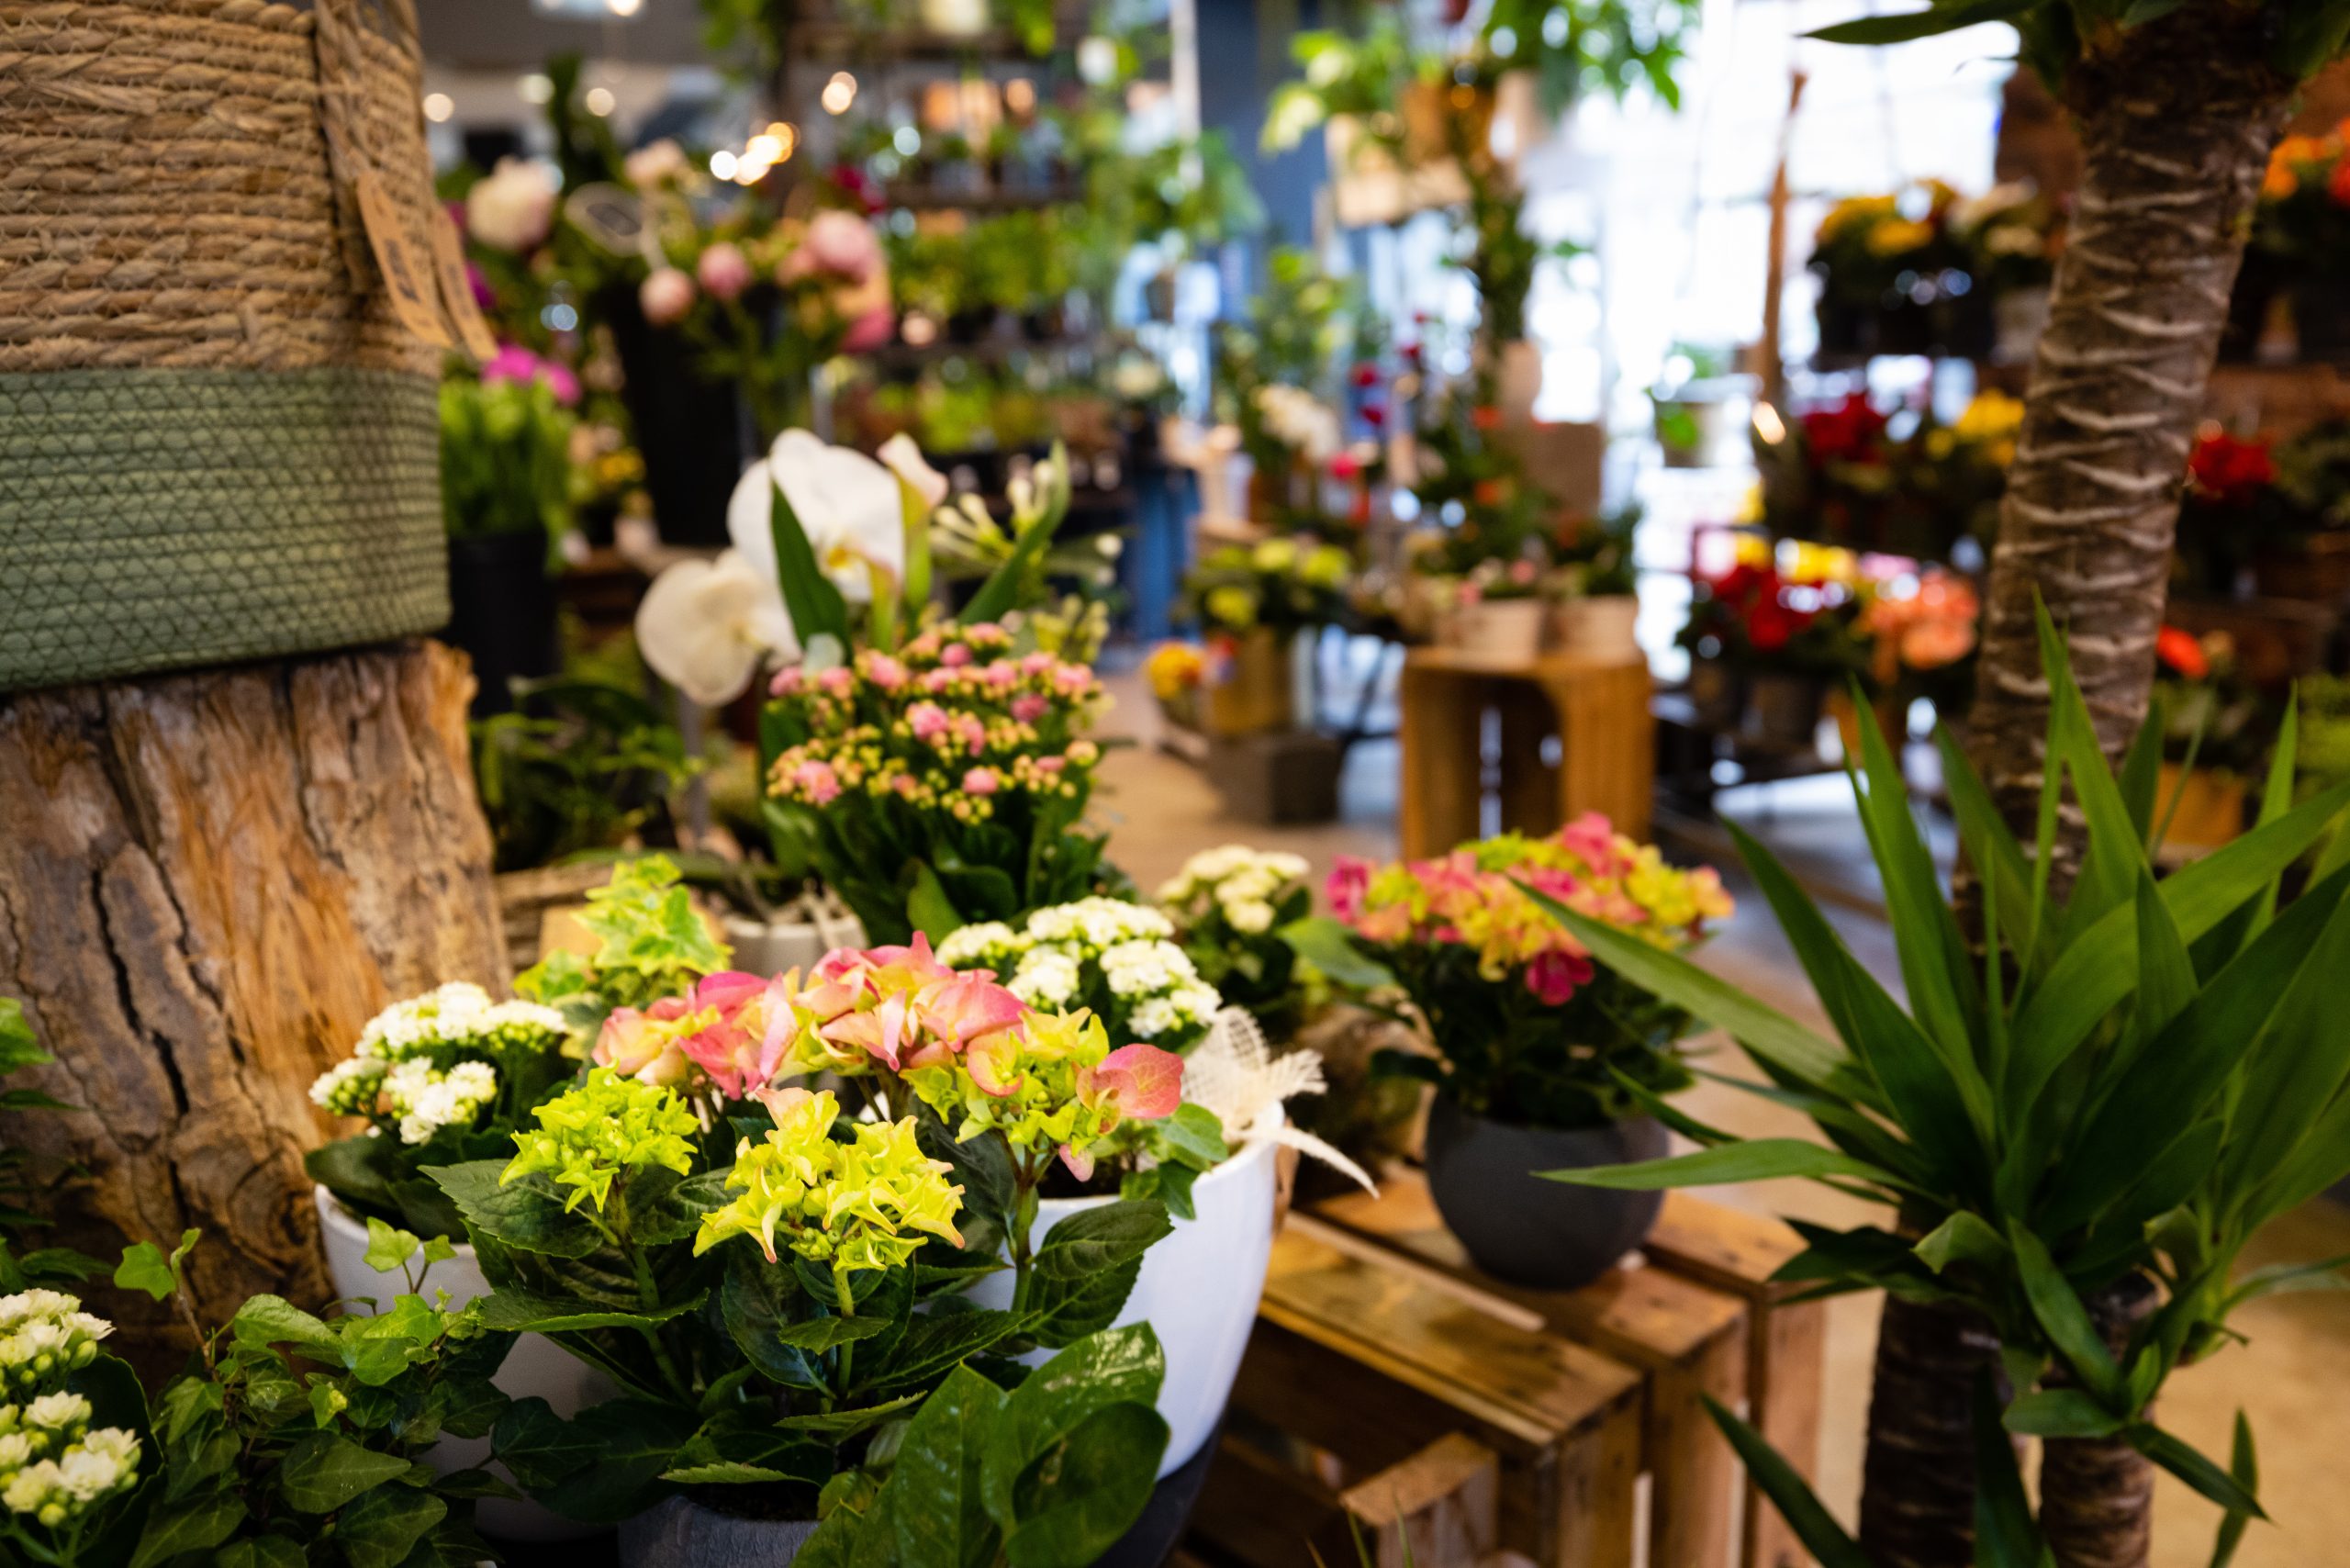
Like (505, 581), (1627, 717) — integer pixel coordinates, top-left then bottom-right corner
(1093, 671), (2350, 1568)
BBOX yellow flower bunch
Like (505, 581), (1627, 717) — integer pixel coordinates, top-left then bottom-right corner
(693, 1089), (965, 1276)
(1147, 642), (1205, 701)
(1925, 390), (2025, 467)
(502, 1069), (699, 1215)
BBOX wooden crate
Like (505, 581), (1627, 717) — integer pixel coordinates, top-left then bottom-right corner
(1196, 1215), (1645, 1568)
(1202, 1175), (1827, 1568)
(1398, 647), (1655, 857)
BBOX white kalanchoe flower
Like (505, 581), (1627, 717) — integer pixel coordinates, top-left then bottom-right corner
(1008, 949), (1081, 1008)
(937, 922), (1025, 971)
(23, 1394), (86, 1434)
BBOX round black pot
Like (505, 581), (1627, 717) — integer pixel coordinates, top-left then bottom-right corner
(1749, 670), (1826, 751)
(443, 528), (557, 718)
(1686, 658), (1745, 732)
(618, 1496), (817, 1567)
(1424, 1097), (1669, 1291)
(603, 285), (752, 549)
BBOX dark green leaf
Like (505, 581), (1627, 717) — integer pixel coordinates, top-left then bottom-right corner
(1032, 1202), (1171, 1282)
(868, 1309), (1029, 1393)
(529, 1400), (702, 1525)
(627, 1168), (737, 1247)
(776, 1391), (926, 1438)
(771, 482), (852, 646)
(1001, 1400), (1169, 1568)
(775, 1314), (895, 1353)
(889, 1365), (1007, 1568)
(1541, 1138), (1896, 1191)
(491, 1396), (601, 1489)
(338, 1483), (449, 1568)
(274, 1431), (412, 1513)
(981, 1325), (1165, 1526)
(2210, 1413), (2257, 1568)
(1158, 1103), (1229, 1170)
(1915, 1212), (2008, 1274)
(129, 1495), (248, 1568)
(230, 1294), (339, 1352)
(1808, 0), (2044, 46)
(2009, 1223), (2120, 1403)
(2129, 1423), (2266, 1518)
(426, 1162), (599, 1259)
(2002, 1389), (2123, 1439)
(1699, 1395), (1873, 1568)
(1972, 1372), (2053, 1567)
(1276, 915), (1397, 991)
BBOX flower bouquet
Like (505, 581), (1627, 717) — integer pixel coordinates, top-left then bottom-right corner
(2149, 626), (2271, 849)
(2172, 429), (2313, 598)
(1324, 818), (1732, 1285)
(1156, 846), (1320, 1039)
(1677, 537), (1873, 745)
(1145, 641), (1208, 735)
(2253, 122), (2350, 359)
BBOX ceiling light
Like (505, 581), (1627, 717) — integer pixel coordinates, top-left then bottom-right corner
(519, 73), (554, 106)
(710, 150), (739, 180)
(822, 73), (857, 116)
(584, 86), (616, 117)
(421, 93), (453, 123)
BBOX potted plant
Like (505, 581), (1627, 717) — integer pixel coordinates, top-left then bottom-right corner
(2172, 429), (2305, 599)
(2150, 626), (2268, 850)
(1852, 564), (1979, 747)
(1807, 182), (1986, 358)
(1441, 556), (1551, 662)
(1156, 846), (1319, 1041)
(1548, 506), (1644, 660)
(1181, 536), (1353, 735)
(440, 355), (575, 717)
(1323, 818), (1734, 1287)
(2265, 417), (2350, 602)
(1648, 343), (1744, 468)
(1145, 641), (1209, 742)
(2253, 122), (2350, 362)
(1678, 541), (1871, 747)
(1953, 183), (2063, 364)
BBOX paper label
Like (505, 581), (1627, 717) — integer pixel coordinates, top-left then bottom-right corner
(427, 207), (499, 360)
(353, 169), (451, 347)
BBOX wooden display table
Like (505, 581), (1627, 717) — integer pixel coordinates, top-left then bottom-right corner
(1399, 647), (1655, 857)
(1192, 1174), (1825, 1568)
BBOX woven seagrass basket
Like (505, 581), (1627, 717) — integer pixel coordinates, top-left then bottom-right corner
(0, 0), (451, 691)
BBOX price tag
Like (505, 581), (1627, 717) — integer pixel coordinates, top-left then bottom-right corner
(353, 169), (450, 348)
(427, 207), (499, 361)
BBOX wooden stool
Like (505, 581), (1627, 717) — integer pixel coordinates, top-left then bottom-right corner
(1196, 1215), (1645, 1568)
(1299, 1173), (1828, 1568)
(1398, 647), (1655, 857)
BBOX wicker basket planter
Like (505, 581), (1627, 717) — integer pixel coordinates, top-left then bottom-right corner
(0, 0), (452, 692)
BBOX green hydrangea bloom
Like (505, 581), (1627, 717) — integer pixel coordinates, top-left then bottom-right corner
(693, 1089), (964, 1277)
(901, 1008), (1184, 1182)
(502, 1068), (699, 1214)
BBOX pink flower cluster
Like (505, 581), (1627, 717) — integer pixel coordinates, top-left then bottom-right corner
(1331, 814), (1734, 1005)
(596, 970), (790, 1100)
(766, 628), (1104, 825)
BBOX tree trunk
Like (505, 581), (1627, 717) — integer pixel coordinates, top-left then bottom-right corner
(1965, 12), (2294, 892)
(2039, 1275), (2161, 1568)
(1859, 1294), (2006, 1568)
(0, 641), (505, 1371)
(1953, 11), (2297, 1559)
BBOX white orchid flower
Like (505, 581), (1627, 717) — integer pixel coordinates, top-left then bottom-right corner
(634, 549), (796, 707)
(725, 429), (907, 604)
(877, 432), (948, 510)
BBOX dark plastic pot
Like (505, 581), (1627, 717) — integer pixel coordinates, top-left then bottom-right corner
(604, 286), (752, 548)
(1686, 658), (1745, 732)
(443, 529), (557, 718)
(1749, 670), (1826, 750)
(1423, 1096), (1669, 1290)
(618, 1496), (816, 1567)
(2295, 279), (2350, 364)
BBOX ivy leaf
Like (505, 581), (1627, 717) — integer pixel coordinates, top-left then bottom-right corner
(274, 1431), (412, 1513)
(229, 1295), (339, 1353)
(115, 1230), (200, 1304)
(129, 1495), (249, 1568)
(362, 1217), (422, 1275)
(337, 1484), (448, 1568)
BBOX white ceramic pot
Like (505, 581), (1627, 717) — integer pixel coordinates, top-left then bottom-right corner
(1444, 598), (1548, 665)
(966, 1127), (1282, 1478)
(315, 1188), (612, 1541)
(722, 906), (866, 976)
(1551, 595), (1641, 662)
(1993, 286), (2051, 364)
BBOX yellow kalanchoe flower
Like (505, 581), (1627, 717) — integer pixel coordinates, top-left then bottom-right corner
(502, 1068), (699, 1215)
(693, 1088), (965, 1276)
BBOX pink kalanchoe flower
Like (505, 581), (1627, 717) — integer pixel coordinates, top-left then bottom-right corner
(771, 666), (804, 697)
(952, 714), (987, 755)
(840, 304), (895, 353)
(940, 644), (972, 668)
(784, 209), (883, 285)
(792, 759), (841, 805)
(863, 654), (909, 690)
(1011, 694), (1048, 723)
(640, 266), (696, 327)
(817, 666), (855, 697)
(981, 660), (1019, 691)
(907, 701), (949, 741)
(962, 767), (1000, 796)
(1021, 652), (1056, 677)
(1034, 755), (1065, 774)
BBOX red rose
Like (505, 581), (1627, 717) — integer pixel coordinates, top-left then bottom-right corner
(2188, 431), (2275, 505)
(1350, 363), (1381, 388)
(2156, 624), (2210, 680)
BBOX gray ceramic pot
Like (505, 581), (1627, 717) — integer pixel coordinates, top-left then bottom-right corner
(1423, 1097), (1669, 1290)
(617, 1495), (819, 1567)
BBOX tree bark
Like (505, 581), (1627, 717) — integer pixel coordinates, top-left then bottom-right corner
(0, 641), (505, 1371)
(1964, 12), (2294, 893)
(1859, 1294), (2006, 1568)
(2039, 1274), (2161, 1568)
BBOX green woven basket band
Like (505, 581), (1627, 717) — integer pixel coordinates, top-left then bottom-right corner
(0, 367), (449, 693)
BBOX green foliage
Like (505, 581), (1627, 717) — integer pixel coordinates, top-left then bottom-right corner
(1533, 619), (2350, 1522)
(514, 854), (732, 1028)
(796, 1327), (1169, 1568)
(127, 1238), (510, 1568)
(440, 373), (576, 546)
(470, 678), (701, 874)
(1807, 0), (2350, 86)
(0, 999), (106, 1293)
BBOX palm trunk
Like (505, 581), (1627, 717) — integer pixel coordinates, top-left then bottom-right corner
(2039, 1275), (2161, 1568)
(1954, 10), (2294, 1560)
(1859, 1294), (2005, 1568)
(1964, 14), (2293, 889)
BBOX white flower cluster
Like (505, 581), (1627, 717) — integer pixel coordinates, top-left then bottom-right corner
(308, 983), (561, 1141)
(0, 1394), (140, 1530)
(0, 1294), (110, 1391)
(938, 900), (1221, 1044)
(1253, 385), (1341, 465)
(383, 1058), (498, 1147)
(1157, 846), (1310, 936)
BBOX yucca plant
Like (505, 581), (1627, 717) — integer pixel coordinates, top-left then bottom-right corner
(1528, 618), (2350, 1567)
